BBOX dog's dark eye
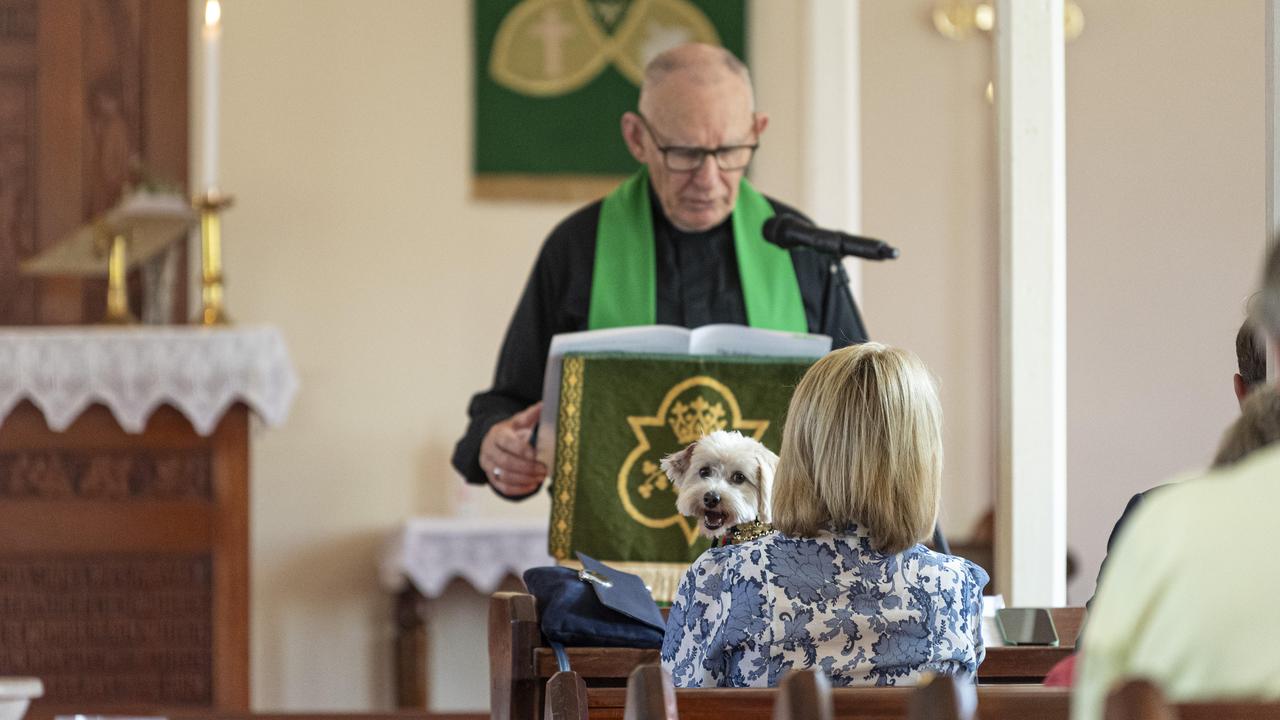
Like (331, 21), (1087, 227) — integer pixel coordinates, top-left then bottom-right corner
(731, 472), (747, 485)
(698, 466), (712, 479)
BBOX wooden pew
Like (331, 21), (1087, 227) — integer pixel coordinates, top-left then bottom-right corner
(1104, 679), (1280, 720)
(25, 705), (475, 720)
(909, 674), (973, 720)
(623, 666), (677, 720)
(773, 668), (833, 720)
(490, 592), (1080, 720)
(1105, 679), (1175, 720)
(616, 664), (1066, 720)
(546, 671), (590, 720)
(531, 609), (1081, 685)
(490, 592), (544, 720)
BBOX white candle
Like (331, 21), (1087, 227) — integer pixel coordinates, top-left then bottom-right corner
(202, 0), (221, 192)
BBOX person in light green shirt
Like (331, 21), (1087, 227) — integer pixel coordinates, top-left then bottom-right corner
(1072, 446), (1280, 719)
(1073, 247), (1280, 720)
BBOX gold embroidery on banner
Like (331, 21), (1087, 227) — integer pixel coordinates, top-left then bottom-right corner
(618, 376), (768, 546)
(549, 355), (585, 559)
(668, 396), (727, 444)
(488, 0), (721, 97)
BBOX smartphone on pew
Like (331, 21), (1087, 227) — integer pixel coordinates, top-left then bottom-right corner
(994, 608), (1059, 646)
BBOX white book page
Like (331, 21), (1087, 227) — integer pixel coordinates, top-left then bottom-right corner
(687, 323), (832, 358)
(536, 326), (691, 471)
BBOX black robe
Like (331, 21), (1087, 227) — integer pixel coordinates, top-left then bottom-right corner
(452, 190), (869, 497)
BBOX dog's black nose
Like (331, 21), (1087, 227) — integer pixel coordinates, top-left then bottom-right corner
(703, 491), (720, 508)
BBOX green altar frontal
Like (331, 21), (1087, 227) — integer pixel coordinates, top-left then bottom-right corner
(547, 352), (815, 583)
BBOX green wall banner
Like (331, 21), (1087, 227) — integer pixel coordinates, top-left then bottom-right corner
(473, 0), (746, 200)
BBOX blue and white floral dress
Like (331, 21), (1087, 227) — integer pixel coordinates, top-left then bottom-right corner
(661, 523), (988, 687)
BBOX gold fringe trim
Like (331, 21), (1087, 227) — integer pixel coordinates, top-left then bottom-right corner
(472, 174), (626, 203)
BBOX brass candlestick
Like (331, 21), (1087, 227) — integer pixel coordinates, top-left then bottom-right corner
(104, 233), (136, 324)
(21, 189), (194, 324)
(194, 191), (233, 326)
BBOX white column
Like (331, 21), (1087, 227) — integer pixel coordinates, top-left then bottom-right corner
(995, 0), (1067, 606)
(1269, 0), (1280, 250)
(803, 0), (863, 300)
(1267, 1), (1280, 383)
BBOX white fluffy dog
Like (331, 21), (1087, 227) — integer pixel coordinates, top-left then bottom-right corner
(659, 430), (779, 540)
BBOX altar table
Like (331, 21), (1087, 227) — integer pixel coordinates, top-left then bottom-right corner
(0, 327), (297, 711)
(380, 516), (553, 709)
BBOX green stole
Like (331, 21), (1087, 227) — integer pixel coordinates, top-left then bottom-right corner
(588, 168), (808, 332)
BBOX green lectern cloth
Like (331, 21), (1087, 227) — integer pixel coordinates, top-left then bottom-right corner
(547, 352), (815, 597)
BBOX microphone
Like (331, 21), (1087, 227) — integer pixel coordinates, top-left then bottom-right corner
(762, 215), (900, 261)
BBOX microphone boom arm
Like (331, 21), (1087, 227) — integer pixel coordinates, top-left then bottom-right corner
(762, 215), (900, 261)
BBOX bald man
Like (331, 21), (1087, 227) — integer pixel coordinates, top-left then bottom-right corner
(453, 44), (868, 499)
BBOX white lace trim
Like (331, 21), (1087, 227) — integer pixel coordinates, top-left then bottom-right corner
(380, 517), (554, 597)
(0, 326), (299, 436)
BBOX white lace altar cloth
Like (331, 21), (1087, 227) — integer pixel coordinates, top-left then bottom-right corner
(380, 517), (554, 598)
(0, 326), (299, 436)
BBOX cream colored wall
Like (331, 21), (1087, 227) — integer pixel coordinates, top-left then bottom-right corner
(1062, 1), (1263, 602)
(859, 0), (1265, 604)
(214, 0), (564, 709)
(204, 0), (809, 710)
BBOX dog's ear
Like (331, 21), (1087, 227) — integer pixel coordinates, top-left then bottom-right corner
(755, 446), (779, 506)
(755, 445), (779, 477)
(660, 442), (698, 486)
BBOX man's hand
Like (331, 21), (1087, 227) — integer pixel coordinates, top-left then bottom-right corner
(479, 402), (547, 497)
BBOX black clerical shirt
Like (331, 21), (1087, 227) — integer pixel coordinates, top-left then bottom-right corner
(451, 190), (869, 497)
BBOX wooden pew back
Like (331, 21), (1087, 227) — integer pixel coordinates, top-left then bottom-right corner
(774, 669), (833, 720)
(489, 591), (542, 720)
(489, 591), (1080, 720)
(623, 666), (677, 720)
(909, 674), (973, 720)
(1104, 679), (1280, 720)
(545, 671), (590, 720)
(583, 679), (1068, 720)
(615, 664), (1065, 720)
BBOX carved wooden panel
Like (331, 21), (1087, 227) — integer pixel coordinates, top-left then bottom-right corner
(0, 403), (250, 711)
(81, 0), (142, 219)
(0, 554), (213, 705)
(79, 0), (144, 322)
(0, 0), (187, 326)
(0, 450), (212, 500)
(0, 0), (36, 324)
(0, 0), (35, 41)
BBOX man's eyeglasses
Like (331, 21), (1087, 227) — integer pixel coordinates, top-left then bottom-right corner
(636, 113), (758, 172)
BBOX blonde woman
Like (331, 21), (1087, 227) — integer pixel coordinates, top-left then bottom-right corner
(661, 343), (987, 687)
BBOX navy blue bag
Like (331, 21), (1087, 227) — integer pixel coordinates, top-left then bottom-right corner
(522, 552), (665, 651)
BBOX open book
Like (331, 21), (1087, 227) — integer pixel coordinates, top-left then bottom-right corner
(535, 324), (832, 473)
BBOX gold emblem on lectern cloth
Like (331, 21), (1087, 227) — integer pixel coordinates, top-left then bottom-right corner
(617, 376), (768, 546)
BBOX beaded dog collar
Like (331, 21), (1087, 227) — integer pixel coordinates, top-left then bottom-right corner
(724, 519), (774, 545)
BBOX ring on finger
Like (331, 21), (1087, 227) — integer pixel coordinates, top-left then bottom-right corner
(492, 466), (504, 479)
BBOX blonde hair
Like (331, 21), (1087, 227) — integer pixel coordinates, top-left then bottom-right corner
(771, 343), (943, 554)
